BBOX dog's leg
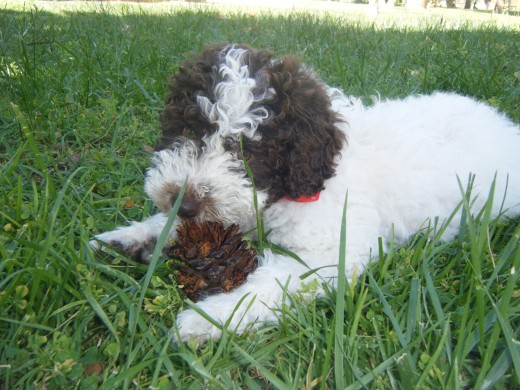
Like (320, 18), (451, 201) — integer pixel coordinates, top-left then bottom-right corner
(90, 213), (178, 263)
(174, 249), (315, 342)
(174, 202), (384, 342)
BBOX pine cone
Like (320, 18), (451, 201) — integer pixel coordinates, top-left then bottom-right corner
(168, 220), (257, 301)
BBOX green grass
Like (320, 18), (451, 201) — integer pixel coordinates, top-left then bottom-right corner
(1, 1), (520, 388)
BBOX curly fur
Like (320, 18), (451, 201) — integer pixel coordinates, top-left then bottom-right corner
(156, 44), (346, 204)
(156, 44), (273, 150)
(91, 44), (520, 343)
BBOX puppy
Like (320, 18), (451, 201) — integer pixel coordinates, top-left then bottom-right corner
(92, 43), (520, 342)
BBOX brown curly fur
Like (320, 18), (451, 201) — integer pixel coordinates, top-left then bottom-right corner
(156, 44), (273, 150)
(156, 44), (346, 205)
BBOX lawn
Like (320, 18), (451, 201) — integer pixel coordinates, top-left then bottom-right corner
(1, 0), (519, 388)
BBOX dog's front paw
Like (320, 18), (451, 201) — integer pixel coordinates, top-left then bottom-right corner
(173, 288), (280, 343)
(175, 308), (223, 343)
(90, 214), (173, 263)
(90, 229), (157, 263)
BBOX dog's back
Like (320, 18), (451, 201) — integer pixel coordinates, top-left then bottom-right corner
(330, 91), (520, 242)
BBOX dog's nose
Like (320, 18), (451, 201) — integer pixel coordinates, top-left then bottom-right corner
(175, 195), (201, 219)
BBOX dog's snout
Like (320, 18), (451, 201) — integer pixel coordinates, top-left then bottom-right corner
(175, 194), (201, 219)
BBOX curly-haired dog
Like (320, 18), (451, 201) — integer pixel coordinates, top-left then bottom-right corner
(92, 44), (520, 342)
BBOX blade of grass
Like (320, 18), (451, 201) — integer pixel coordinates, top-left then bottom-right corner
(405, 278), (419, 344)
(320, 311), (335, 390)
(458, 175), (496, 356)
(110, 283), (177, 375)
(368, 273), (417, 374)
(415, 319), (450, 388)
(480, 349), (513, 390)
(10, 103), (47, 173)
(478, 243), (520, 386)
(232, 342), (290, 390)
(0, 317), (54, 332)
(82, 285), (119, 340)
(240, 134), (264, 249)
(345, 319), (444, 390)
(334, 192), (348, 389)
(125, 178), (187, 370)
(100, 359), (156, 390)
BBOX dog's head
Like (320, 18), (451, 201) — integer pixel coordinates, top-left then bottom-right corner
(145, 43), (345, 229)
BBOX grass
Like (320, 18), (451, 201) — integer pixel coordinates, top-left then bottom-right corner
(1, 0), (519, 388)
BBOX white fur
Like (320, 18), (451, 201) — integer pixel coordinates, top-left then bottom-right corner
(91, 213), (174, 264)
(92, 49), (520, 343)
(197, 48), (269, 140)
(145, 140), (267, 231)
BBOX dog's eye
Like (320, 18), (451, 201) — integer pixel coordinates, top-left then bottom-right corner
(182, 127), (195, 138)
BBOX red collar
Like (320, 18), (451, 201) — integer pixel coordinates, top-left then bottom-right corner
(283, 192), (321, 203)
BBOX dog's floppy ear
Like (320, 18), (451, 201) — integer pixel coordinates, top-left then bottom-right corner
(244, 55), (346, 202)
(157, 46), (221, 151)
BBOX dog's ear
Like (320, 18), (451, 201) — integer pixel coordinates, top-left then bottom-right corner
(157, 46), (218, 151)
(244, 55), (346, 202)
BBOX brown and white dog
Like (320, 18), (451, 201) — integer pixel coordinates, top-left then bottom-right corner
(92, 44), (520, 342)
